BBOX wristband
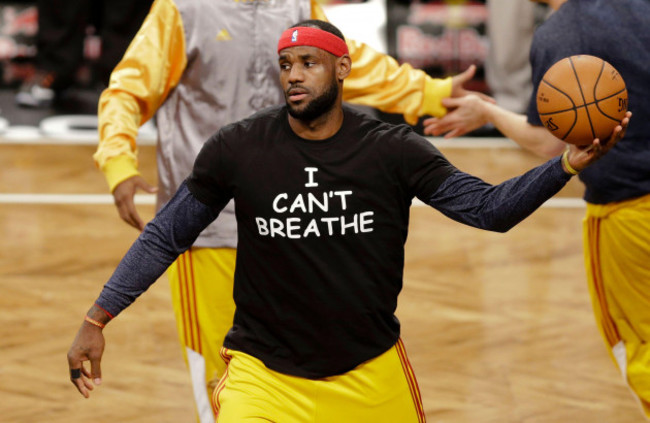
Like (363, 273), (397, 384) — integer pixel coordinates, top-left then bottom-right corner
(84, 315), (106, 329)
(561, 149), (579, 175)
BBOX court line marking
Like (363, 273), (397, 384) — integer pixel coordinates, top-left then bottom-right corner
(0, 130), (568, 207)
(0, 194), (156, 205)
(0, 193), (584, 208)
(0, 135), (157, 146)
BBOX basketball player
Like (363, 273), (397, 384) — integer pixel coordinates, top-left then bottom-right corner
(423, 0), (649, 417)
(93, 0), (490, 421)
(68, 19), (625, 422)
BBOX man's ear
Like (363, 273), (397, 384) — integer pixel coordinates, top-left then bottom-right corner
(336, 55), (351, 81)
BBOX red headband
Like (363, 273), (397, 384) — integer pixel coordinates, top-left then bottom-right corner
(277, 26), (349, 57)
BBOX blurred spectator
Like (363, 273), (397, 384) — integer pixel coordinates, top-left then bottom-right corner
(485, 0), (548, 114)
(15, 0), (152, 108)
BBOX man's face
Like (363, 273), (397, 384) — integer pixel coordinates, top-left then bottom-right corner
(278, 46), (339, 121)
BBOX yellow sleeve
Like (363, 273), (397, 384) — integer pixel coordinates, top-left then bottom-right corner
(310, 0), (451, 125)
(93, 0), (187, 192)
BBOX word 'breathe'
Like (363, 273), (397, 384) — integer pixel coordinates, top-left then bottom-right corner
(255, 167), (375, 239)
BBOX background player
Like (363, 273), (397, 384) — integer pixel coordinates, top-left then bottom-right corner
(422, 0), (649, 417)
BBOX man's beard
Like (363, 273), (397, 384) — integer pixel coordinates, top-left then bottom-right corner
(287, 79), (339, 121)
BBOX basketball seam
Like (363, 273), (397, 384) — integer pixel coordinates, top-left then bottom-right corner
(539, 79), (578, 140)
(591, 61), (624, 124)
(538, 90), (624, 116)
(595, 88), (627, 122)
(570, 56), (598, 139)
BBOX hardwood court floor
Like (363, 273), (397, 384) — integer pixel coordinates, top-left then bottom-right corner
(0, 141), (644, 422)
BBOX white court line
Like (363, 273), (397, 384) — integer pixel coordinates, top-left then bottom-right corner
(0, 194), (156, 205)
(0, 193), (584, 208)
(0, 131), (572, 207)
(0, 135), (156, 146)
(0, 115), (157, 145)
(430, 137), (519, 149)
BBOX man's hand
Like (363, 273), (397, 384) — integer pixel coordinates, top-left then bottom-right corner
(112, 175), (157, 231)
(565, 111), (632, 173)
(422, 66), (494, 137)
(449, 65), (495, 102)
(423, 94), (489, 138)
(67, 320), (106, 398)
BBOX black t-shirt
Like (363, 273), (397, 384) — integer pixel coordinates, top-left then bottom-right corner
(187, 105), (456, 378)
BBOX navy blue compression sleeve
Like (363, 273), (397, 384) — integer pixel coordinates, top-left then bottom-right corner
(95, 182), (222, 317)
(428, 156), (572, 232)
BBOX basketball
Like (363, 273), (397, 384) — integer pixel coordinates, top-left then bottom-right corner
(536, 55), (628, 145)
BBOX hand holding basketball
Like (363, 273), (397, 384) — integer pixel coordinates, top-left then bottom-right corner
(564, 111), (631, 174)
(537, 55), (628, 146)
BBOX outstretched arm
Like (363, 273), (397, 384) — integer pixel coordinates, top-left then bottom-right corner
(67, 182), (223, 397)
(429, 157), (570, 233)
(428, 119), (627, 231)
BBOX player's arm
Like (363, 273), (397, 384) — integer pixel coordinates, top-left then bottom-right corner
(67, 182), (224, 398)
(428, 158), (571, 233)
(424, 94), (566, 158)
(68, 130), (235, 397)
(94, 0), (187, 230)
(310, 0), (485, 125)
(427, 115), (628, 232)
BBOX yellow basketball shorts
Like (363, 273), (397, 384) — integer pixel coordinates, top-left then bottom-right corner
(583, 194), (650, 417)
(168, 247), (237, 423)
(212, 339), (426, 423)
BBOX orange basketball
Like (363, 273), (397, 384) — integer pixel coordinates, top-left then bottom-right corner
(536, 55), (628, 146)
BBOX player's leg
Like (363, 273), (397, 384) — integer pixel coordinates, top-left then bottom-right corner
(213, 340), (425, 423)
(169, 247), (237, 423)
(584, 195), (650, 418)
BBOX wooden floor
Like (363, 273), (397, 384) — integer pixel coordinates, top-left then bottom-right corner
(0, 140), (644, 422)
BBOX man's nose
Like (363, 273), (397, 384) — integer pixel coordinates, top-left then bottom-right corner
(288, 65), (304, 82)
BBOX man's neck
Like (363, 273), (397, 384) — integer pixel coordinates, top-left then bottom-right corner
(288, 107), (344, 140)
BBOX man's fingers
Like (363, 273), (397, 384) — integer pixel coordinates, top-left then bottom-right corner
(426, 123), (446, 137)
(81, 366), (91, 378)
(126, 213), (144, 231)
(457, 64), (476, 82)
(476, 92), (497, 104)
(72, 378), (90, 398)
(445, 128), (466, 139)
(442, 97), (461, 109)
(117, 201), (144, 231)
(136, 180), (158, 194)
(113, 176), (153, 231)
(90, 359), (103, 385)
(69, 364), (93, 397)
(422, 117), (436, 126)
